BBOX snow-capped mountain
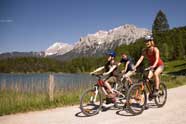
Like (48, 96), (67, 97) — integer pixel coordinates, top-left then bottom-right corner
(45, 42), (73, 56)
(56, 24), (151, 60)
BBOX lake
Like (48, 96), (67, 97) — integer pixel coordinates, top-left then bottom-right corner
(0, 73), (96, 93)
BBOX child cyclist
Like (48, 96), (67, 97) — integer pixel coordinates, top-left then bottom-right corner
(90, 50), (119, 102)
(118, 53), (136, 86)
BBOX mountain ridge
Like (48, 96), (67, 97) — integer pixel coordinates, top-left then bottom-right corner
(51, 24), (151, 60)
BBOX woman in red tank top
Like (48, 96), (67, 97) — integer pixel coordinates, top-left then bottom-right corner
(145, 47), (164, 67)
(134, 35), (164, 96)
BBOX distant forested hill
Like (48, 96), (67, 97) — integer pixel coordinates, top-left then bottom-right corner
(0, 57), (63, 73)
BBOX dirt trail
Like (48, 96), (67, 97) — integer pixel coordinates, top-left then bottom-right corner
(0, 85), (186, 124)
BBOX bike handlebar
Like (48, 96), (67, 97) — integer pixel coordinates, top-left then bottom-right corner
(144, 67), (151, 71)
(90, 73), (103, 78)
(134, 67), (154, 74)
(144, 67), (156, 72)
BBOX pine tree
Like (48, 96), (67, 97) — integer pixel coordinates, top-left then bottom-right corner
(152, 10), (170, 33)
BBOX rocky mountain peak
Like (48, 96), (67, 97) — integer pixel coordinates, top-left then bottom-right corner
(71, 24), (151, 54)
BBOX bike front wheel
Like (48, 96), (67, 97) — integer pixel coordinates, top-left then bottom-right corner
(80, 87), (102, 116)
(154, 82), (167, 107)
(126, 82), (147, 115)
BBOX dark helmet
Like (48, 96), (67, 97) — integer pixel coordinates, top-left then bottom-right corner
(106, 50), (116, 57)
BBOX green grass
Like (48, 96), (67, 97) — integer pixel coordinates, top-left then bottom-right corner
(162, 75), (186, 89)
(162, 59), (186, 88)
(164, 59), (186, 75)
(0, 88), (84, 116)
(0, 91), (47, 115)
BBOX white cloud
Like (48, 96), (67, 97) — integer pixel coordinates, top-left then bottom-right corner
(0, 19), (13, 23)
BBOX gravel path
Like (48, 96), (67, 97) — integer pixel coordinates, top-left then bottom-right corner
(0, 85), (186, 124)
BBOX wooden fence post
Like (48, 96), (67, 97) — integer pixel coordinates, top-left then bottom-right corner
(48, 74), (54, 101)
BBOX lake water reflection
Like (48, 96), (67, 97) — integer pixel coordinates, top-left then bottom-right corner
(0, 73), (96, 92)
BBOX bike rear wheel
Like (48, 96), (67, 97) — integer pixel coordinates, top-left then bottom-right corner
(126, 82), (147, 115)
(154, 82), (167, 107)
(80, 87), (102, 116)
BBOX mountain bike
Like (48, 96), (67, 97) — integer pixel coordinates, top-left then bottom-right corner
(80, 74), (127, 116)
(126, 67), (167, 115)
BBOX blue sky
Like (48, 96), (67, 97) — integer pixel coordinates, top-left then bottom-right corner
(0, 0), (186, 53)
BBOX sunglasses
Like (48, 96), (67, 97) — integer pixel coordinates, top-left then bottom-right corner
(144, 39), (152, 42)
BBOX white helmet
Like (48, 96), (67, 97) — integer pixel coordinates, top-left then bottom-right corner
(144, 35), (153, 41)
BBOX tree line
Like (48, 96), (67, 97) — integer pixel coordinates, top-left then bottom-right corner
(0, 57), (63, 73)
(0, 56), (107, 73)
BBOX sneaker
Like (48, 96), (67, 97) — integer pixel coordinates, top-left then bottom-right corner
(153, 89), (159, 97)
(106, 97), (116, 104)
(148, 93), (153, 101)
(106, 97), (112, 104)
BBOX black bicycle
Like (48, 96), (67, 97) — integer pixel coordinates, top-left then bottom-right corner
(126, 67), (167, 115)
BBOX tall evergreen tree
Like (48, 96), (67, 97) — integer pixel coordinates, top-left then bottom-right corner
(152, 10), (170, 33)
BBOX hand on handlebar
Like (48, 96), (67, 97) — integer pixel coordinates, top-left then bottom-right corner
(121, 70), (126, 74)
(102, 72), (107, 76)
(145, 66), (154, 71)
(90, 72), (103, 77)
(90, 72), (97, 75)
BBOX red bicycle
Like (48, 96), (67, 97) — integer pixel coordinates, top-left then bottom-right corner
(80, 74), (126, 116)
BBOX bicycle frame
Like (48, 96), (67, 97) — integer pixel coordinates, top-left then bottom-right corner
(93, 75), (125, 101)
(141, 78), (154, 96)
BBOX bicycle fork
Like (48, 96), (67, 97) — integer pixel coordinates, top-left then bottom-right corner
(134, 83), (144, 101)
(90, 86), (99, 103)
